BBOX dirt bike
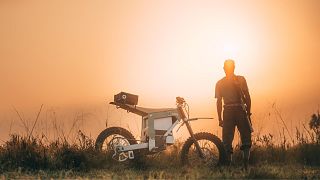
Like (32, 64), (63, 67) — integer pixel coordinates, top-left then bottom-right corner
(95, 93), (225, 166)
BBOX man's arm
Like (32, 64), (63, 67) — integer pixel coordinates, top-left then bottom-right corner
(216, 97), (223, 127)
(244, 90), (251, 114)
(215, 81), (223, 127)
(241, 76), (251, 115)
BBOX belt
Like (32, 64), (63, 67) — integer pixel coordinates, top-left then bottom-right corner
(224, 103), (242, 108)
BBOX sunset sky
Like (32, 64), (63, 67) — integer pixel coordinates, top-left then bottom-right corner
(0, 0), (320, 141)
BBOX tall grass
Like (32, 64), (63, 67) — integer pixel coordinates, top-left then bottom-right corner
(1, 130), (319, 172)
(1, 109), (320, 173)
(0, 133), (109, 172)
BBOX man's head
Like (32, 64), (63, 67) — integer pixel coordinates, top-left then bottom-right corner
(223, 59), (235, 76)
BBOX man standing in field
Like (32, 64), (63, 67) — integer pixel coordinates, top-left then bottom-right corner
(215, 59), (252, 169)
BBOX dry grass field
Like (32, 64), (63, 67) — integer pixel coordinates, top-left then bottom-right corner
(1, 163), (320, 179)
(0, 113), (319, 179)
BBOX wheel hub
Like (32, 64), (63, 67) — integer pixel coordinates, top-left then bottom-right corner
(107, 135), (130, 162)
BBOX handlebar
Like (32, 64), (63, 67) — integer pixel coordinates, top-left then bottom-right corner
(175, 96), (214, 133)
(176, 96), (185, 105)
(187, 117), (214, 121)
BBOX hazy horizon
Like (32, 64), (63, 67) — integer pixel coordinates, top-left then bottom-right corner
(1, 0), (320, 142)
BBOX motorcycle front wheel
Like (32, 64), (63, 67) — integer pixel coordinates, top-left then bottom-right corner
(180, 132), (226, 167)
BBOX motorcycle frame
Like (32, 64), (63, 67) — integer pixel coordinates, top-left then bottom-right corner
(115, 103), (208, 159)
(118, 119), (180, 153)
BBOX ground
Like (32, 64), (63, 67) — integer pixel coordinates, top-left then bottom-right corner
(1, 163), (320, 179)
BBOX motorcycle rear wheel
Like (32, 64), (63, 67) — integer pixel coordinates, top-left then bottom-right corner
(95, 127), (138, 163)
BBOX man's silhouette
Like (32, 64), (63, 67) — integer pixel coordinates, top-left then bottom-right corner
(215, 59), (252, 168)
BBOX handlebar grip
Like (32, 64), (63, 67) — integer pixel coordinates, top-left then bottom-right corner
(176, 97), (185, 104)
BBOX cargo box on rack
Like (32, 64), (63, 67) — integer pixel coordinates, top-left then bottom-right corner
(114, 92), (138, 106)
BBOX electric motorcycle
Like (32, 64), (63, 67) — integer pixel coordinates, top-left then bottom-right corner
(95, 94), (225, 166)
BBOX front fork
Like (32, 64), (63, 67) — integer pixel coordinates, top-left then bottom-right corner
(177, 104), (205, 159)
(185, 121), (205, 158)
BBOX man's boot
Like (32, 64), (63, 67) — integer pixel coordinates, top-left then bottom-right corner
(243, 149), (250, 170)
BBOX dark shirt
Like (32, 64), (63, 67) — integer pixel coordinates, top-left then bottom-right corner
(215, 75), (249, 105)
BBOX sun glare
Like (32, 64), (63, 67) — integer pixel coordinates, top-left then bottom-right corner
(221, 43), (241, 60)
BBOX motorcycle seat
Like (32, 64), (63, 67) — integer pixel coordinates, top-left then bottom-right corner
(135, 106), (176, 115)
(110, 102), (176, 116)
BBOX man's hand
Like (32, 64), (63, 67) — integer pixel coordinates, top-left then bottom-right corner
(219, 118), (223, 127)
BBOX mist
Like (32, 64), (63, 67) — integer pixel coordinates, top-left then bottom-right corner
(1, 0), (320, 142)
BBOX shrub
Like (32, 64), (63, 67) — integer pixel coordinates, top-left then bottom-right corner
(0, 134), (48, 171)
(0, 134), (109, 171)
(309, 113), (320, 143)
(296, 143), (320, 166)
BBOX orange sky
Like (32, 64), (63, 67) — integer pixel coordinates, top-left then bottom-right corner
(0, 0), (320, 141)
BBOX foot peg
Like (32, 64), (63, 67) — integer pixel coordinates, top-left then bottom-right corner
(128, 151), (134, 159)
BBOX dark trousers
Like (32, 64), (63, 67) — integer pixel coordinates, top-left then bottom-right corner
(222, 107), (252, 154)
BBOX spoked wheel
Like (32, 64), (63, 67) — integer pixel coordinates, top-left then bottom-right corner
(95, 127), (138, 163)
(181, 132), (226, 167)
